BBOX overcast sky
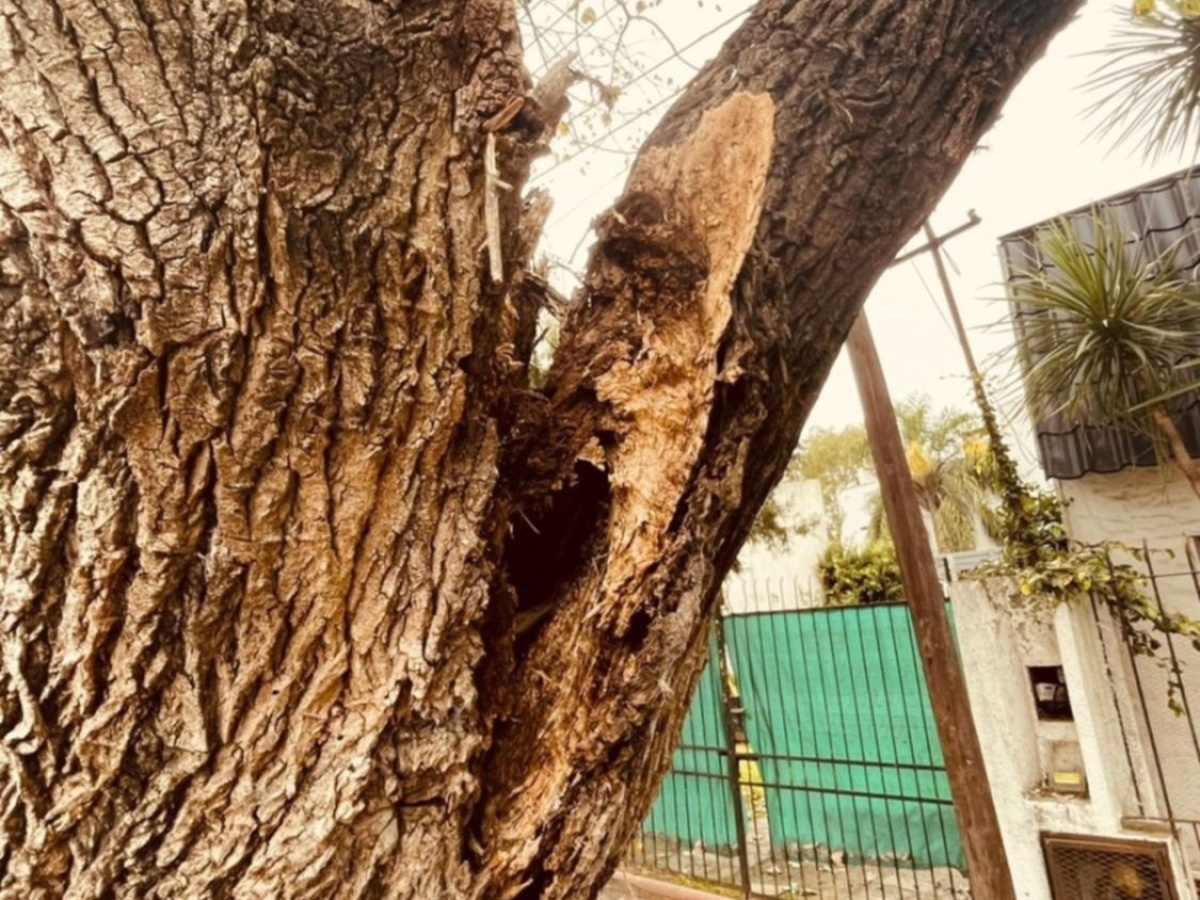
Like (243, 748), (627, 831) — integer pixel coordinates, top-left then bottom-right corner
(524, 0), (1195, 472)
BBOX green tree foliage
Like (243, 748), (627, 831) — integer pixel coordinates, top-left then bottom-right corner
(781, 397), (1001, 605)
(788, 423), (872, 543)
(788, 395), (999, 554)
(817, 540), (904, 606)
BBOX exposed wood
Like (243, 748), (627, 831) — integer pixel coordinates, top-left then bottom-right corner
(1152, 408), (1200, 502)
(478, 90), (778, 898)
(847, 313), (1016, 900)
(922, 218), (983, 380)
(480, 3), (1082, 893)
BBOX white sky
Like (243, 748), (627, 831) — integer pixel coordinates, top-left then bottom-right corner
(524, 0), (1196, 471)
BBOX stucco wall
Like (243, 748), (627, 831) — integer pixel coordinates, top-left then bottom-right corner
(951, 578), (1195, 899)
(725, 478), (826, 612)
(1058, 467), (1200, 864)
(1059, 467), (1200, 574)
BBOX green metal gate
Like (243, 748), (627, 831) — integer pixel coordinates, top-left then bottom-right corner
(626, 602), (970, 899)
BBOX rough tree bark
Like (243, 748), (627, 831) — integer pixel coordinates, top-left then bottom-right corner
(1152, 408), (1200, 502)
(0, 1), (1080, 898)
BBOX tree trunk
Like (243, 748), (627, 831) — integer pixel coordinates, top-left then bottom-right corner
(1152, 408), (1200, 502)
(0, 1), (1081, 898)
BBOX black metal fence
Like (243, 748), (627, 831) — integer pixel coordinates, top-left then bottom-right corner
(625, 598), (970, 899)
(1099, 541), (1200, 887)
(625, 542), (1200, 898)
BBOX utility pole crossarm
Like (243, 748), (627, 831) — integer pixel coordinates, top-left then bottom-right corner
(888, 211), (981, 267)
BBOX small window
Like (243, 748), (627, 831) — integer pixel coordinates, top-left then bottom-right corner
(1029, 665), (1073, 721)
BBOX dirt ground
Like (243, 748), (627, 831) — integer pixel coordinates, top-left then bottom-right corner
(611, 804), (971, 900)
(602, 861), (970, 900)
(605, 775), (971, 900)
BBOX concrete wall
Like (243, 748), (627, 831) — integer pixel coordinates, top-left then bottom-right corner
(1058, 467), (1200, 556)
(1059, 466), (1200, 866)
(951, 578), (1196, 899)
(726, 478), (826, 612)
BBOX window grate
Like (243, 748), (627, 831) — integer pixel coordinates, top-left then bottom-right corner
(1042, 834), (1178, 900)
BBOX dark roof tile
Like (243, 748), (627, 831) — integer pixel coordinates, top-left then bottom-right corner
(998, 166), (1200, 480)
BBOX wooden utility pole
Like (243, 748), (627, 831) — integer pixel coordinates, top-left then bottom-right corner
(922, 218), (982, 379)
(920, 217), (1000, 425)
(920, 218), (1028, 500)
(846, 219), (1016, 900)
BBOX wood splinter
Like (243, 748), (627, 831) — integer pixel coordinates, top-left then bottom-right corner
(483, 96), (525, 134)
(485, 132), (512, 283)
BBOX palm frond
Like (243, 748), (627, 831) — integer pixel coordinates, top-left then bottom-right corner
(931, 456), (994, 553)
(866, 432), (1000, 555)
(895, 394), (978, 456)
(1084, 3), (1200, 159)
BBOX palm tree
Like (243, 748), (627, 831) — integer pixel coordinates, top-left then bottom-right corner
(866, 396), (1002, 554)
(1006, 211), (1200, 499)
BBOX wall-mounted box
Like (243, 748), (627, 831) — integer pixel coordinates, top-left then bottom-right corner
(1030, 665), (1073, 721)
(1046, 739), (1088, 795)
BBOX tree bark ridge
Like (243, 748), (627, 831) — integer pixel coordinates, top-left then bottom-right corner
(1, 1), (536, 895)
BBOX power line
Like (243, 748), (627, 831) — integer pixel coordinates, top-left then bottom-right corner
(909, 258), (958, 338)
(528, 8), (750, 184)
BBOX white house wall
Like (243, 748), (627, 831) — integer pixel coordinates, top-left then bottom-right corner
(952, 578), (1196, 899)
(725, 477), (826, 612)
(1058, 467), (1200, 571)
(1059, 466), (1200, 860)
(952, 464), (1200, 895)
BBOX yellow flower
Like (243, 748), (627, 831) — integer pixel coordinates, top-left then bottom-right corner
(1134, 0), (1154, 14)
(1177, 0), (1200, 16)
(963, 434), (989, 462)
(905, 441), (933, 479)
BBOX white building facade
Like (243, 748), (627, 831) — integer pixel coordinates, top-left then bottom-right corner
(970, 167), (1200, 899)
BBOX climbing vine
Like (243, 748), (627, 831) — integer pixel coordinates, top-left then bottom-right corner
(970, 377), (1200, 712)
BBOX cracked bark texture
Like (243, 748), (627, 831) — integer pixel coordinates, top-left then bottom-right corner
(0, 1), (1079, 898)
